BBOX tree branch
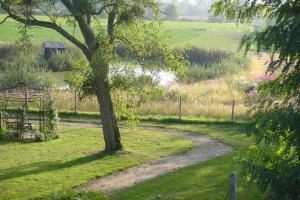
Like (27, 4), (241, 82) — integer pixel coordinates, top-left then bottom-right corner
(0, 2), (92, 59)
(0, 15), (10, 24)
(62, 0), (97, 51)
(96, 3), (116, 15)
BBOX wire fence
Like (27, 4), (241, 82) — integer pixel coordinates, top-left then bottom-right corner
(51, 90), (249, 120)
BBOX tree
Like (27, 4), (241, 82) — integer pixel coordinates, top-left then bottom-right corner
(163, 2), (179, 20)
(0, 0), (185, 152)
(211, 1), (300, 199)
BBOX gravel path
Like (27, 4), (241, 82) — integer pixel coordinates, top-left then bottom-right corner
(63, 122), (233, 194)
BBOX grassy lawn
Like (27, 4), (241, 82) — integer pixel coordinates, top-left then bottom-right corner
(0, 14), (252, 50)
(0, 125), (192, 200)
(109, 119), (262, 200)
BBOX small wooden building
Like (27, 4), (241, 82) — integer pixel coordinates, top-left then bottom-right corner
(43, 42), (66, 60)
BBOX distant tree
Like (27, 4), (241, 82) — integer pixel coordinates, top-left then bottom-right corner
(0, 0), (186, 152)
(212, 0), (300, 199)
(163, 3), (179, 20)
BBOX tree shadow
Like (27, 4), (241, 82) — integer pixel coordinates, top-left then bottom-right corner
(0, 152), (112, 181)
(141, 117), (248, 126)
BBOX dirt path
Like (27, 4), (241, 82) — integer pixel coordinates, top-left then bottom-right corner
(61, 122), (233, 194)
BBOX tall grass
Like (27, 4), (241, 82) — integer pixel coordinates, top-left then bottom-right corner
(0, 43), (18, 70)
(50, 78), (249, 120)
(179, 47), (250, 83)
(183, 54), (250, 83)
(183, 47), (230, 66)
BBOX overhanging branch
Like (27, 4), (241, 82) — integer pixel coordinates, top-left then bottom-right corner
(0, 15), (10, 24)
(0, 2), (92, 59)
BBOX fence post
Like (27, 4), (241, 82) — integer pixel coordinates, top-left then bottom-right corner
(25, 90), (29, 110)
(231, 100), (235, 121)
(179, 95), (182, 120)
(230, 172), (237, 200)
(74, 90), (77, 114)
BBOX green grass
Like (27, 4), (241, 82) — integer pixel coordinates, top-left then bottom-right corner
(164, 21), (252, 50)
(0, 15), (252, 51)
(109, 119), (262, 200)
(0, 125), (192, 200)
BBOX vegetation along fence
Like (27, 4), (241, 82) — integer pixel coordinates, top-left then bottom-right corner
(52, 90), (249, 121)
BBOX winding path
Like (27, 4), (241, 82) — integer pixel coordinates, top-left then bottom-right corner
(62, 122), (233, 194)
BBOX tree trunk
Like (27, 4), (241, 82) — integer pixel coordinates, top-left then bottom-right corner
(95, 74), (123, 152)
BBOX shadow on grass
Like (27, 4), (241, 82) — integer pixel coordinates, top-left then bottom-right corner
(141, 117), (248, 126)
(0, 139), (39, 145)
(0, 152), (112, 181)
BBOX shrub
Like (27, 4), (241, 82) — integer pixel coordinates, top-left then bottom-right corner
(46, 47), (83, 72)
(47, 52), (73, 72)
(0, 59), (53, 89)
(0, 44), (18, 70)
(183, 54), (249, 83)
(183, 47), (230, 66)
(44, 98), (60, 139)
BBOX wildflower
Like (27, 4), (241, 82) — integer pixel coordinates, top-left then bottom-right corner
(248, 88), (257, 97)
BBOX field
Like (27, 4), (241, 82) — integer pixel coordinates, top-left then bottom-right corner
(0, 15), (252, 50)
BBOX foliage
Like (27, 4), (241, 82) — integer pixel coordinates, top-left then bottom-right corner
(44, 48), (82, 72)
(211, 0), (300, 199)
(183, 47), (230, 66)
(0, 58), (52, 89)
(163, 3), (179, 21)
(44, 98), (60, 140)
(0, 44), (18, 70)
(0, 107), (8, 140)
(182, 53), (249, 83)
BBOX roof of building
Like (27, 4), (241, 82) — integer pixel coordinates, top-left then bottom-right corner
(43, 42), (66, 49)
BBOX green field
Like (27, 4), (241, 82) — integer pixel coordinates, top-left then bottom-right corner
(0, 125), (191, 200)
(0, 15), (252, 50)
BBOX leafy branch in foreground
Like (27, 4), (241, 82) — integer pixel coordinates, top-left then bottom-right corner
(211, 1), (300, 199)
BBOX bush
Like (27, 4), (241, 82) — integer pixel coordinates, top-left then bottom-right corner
(0, 44), (83, 72)
(46, 47), (82, 72)
(0, 59), (53, 89)
(0, 44), (18, 70)
(183, 47), (231, 66)
(47, 52), (73, 72)
(0, 129), (8, 140)
(45, 98), (60, 139)
(183, 54), (249, 83)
